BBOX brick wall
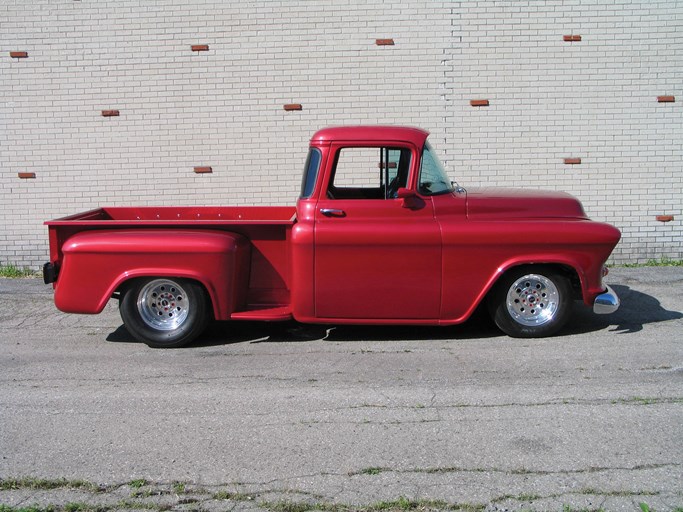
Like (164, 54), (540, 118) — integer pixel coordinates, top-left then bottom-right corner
(448, 0), (682, 264)
(1, 0), (680, 268)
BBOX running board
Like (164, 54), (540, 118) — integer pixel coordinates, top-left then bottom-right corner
(230, 306), (293, 321)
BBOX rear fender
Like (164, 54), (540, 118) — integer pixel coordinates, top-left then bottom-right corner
(53, 230), (250, 320)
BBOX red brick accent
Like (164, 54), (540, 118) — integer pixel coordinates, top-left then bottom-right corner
(657, 96), (675, 103)
(563, 35), (582, 42)
(18, 172), (36, 179)
(375, 39), (395, 46)
(470, 99), (489, 107)
(283, 104), (303, 111)
(656, 215), (674, 222)
(378, 162), (397, 169)
(194, 167), (213, 174)
(191, 45), (210, 52)
(564, 158), (582, 164)
(101, 110), (120, 117)
(10, 51), (28, 58)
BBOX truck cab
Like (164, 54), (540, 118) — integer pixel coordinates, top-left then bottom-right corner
(294, 126), (458, 321)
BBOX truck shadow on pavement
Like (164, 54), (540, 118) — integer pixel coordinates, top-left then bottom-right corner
(106, 283), (681, 347)
(563, 283), (682, 335)
(106, 308), (502, 346)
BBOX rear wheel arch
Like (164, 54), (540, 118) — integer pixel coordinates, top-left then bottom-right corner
(118, 276), (212, 348)
(115, 272), (219, 319)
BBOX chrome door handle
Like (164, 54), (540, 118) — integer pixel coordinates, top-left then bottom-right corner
(320, 208), (346, 218)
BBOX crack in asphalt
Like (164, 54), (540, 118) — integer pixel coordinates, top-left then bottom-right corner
(343, 461), (682, 478)
(1, 394), (681, 421)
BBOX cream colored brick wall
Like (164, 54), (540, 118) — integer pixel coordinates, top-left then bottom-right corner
(1, 0), (680, 267)
(447, 0), (682, 264)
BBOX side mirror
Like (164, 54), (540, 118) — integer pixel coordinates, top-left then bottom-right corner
(396, 187), (416, 199)
(396, 188), (423, 209)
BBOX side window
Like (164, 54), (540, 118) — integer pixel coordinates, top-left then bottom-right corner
(328, 147), (412, 200)
(300, 148), (321, 199)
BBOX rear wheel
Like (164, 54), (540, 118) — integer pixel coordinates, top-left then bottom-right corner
(488, 266), (572, 338)
(119, 277), (210, 348)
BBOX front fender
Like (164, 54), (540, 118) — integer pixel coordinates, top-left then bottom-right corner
(54, 230), (250, 320)
(439, 220), (620, 323)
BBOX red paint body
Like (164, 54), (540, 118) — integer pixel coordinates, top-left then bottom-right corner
(45, 126), (620, 328)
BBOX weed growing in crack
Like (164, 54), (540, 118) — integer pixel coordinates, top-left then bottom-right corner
(0, 478), (102, 493)
(212, 490), (255, 501)
(347, 467), (390, 476)
(260, 497), (485, 512)
(128, 479), (148, 489)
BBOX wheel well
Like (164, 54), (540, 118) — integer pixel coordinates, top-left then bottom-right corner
(561, 266), (584, 300)
(114, 276), (214, 314)
(113, 276), (145, 300)
(495, 264), (583, 300)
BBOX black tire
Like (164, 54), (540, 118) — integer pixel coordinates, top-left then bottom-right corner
(488, 266), (572, 338)
(119, 277), (210, 348)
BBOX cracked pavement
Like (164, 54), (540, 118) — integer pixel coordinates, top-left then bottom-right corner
(1, 267), (682, 511)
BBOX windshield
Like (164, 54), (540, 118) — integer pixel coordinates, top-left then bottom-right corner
(419, 142), (454, 196)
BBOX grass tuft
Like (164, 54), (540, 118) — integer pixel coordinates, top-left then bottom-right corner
(127, 479), (148, 489)
(617, 257), (683, 268)
(212, 490), (254, 501)
(0, 264), (37, 278)
(0, 478), (101, 493)
(259, 498), (485, 512)
(0, 506), (57, 512)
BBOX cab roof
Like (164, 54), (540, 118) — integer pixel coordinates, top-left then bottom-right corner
(310, 126), (430, 147)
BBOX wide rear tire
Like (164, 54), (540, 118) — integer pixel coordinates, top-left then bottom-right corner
(119, 277), (210, 348)
(488, 266), (572, 338)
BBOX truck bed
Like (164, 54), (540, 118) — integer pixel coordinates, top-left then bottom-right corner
(45, 206), (297, 316)
(46, 206), (296, 226)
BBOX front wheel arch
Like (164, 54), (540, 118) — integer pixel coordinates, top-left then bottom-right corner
(487, 265), (574, 338)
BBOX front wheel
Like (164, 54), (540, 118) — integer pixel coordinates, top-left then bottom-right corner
(488, 267), (572, 338)
(119, 277), (210, 348)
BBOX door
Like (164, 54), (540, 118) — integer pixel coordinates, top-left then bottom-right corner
(314, 144), (442, 319)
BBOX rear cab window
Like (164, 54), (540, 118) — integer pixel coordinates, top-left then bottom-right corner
(300, 148), (322, 199)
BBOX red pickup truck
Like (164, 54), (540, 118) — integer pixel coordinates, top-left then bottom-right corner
(44, 126), (620, 348)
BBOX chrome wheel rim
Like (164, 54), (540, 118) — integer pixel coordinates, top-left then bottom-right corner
(137, 279), (189, 331)
(506, 274), (560, 327)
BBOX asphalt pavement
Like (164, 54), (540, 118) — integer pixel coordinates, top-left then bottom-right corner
(0, 267), (681, 511)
